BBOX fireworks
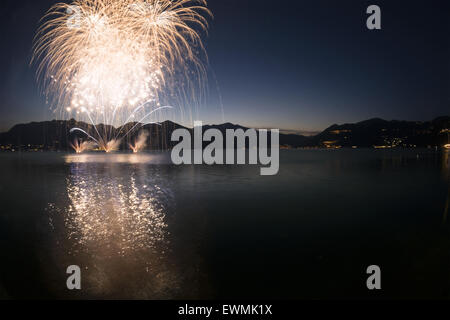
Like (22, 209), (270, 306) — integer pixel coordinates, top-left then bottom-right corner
(129, 130), (149, 153)
(33, 0), (210, 152)
(70, 138), (96, 153)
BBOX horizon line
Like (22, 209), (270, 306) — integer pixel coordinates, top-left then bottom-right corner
(1, 115), (449, 137)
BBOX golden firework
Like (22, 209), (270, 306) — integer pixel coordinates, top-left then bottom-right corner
(33, 0), (211, 151)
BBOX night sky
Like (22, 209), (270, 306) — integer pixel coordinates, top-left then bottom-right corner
(0, 0), (449, 133)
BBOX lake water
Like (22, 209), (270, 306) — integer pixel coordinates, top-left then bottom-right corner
(0, 149), (449, 299)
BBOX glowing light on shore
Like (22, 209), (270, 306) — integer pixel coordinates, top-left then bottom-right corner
(129, 130), (149, 153)
(33, 0), (210, 151)
(70, 139), (96, 153)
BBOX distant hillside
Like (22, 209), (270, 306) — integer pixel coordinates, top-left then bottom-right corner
(0, 117), (448, 151)
(0, 119), (187, 151)
(310, 116), (450, 148)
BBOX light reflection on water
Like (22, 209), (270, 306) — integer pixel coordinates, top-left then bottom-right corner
(65, 165), (168, 255)
(46, 153), (183, 299)
(443, 151), (450, 223)
(442, 150), (450, 177)
(64, 152), (171, 165)
(1, 149), (447, 299)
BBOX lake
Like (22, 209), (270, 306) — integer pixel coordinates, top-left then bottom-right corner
(0, 149), (449, 299)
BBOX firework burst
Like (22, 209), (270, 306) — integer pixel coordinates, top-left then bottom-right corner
(129, 130), (149, 153)
(33, 0), (210, 151)
(70, 138), (96, 153)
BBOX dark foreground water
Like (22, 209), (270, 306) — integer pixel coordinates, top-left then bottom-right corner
(0, 149), (449, 299)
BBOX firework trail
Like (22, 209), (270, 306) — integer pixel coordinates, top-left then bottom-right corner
(70, 138), (97, 153)
(33, 0), (211, 151)
(129, 130), (149, 153)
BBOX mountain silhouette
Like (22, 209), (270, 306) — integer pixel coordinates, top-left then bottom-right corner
(0, 117), (448, 151)
(310, 117), (450, 148)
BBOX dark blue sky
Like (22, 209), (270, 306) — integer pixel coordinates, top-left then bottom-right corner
(0, 0), (449, 133)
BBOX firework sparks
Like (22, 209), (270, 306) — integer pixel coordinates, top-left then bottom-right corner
(33, 0), (210, 151)
(70, 138), (96, 153)
(129, 130), (149, 153)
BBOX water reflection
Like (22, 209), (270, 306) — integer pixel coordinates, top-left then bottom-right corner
(442, 150), (450, 178)
(64, 152), (171, 165)
(47, 154), (182, 298)
(443, 150), (450, 223)
(65, 164), (168, 255)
